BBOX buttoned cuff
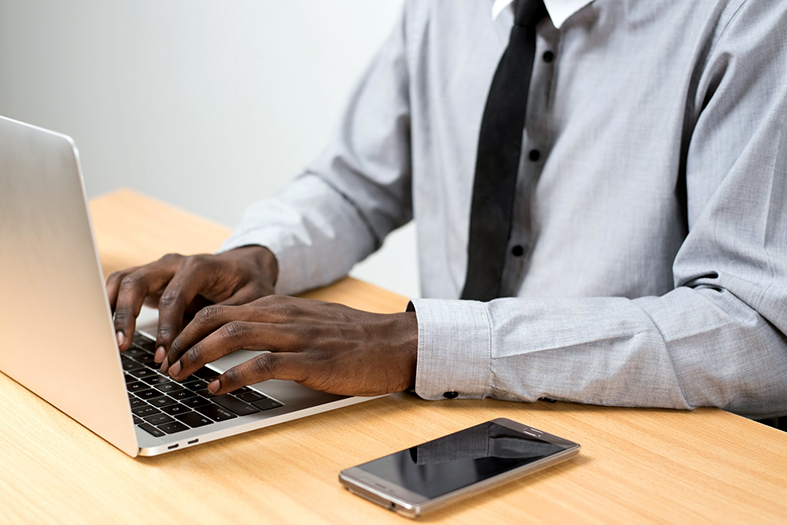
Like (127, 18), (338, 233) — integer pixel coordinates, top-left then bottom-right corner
(410, 298), (493, 400)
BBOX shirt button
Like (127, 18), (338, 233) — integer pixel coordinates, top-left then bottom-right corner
(529, 149), (541, 162)
(511, 245), (525, 257)
(543, 51), (555, 63)
(443, 391), (459, 399)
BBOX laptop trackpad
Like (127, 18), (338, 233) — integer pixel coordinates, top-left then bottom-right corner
(210, 349), (347, 408)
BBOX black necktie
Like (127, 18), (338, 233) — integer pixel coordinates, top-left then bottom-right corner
(461, 0), (547, 301)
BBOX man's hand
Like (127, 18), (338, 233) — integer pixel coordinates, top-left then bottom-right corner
(161, 295), (419, 397)
(106, 246), (278, 362)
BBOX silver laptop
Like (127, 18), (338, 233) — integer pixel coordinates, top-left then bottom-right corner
(0, 114), (380, 456)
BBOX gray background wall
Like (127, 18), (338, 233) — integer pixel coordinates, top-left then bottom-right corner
(0, 0), (419, 298)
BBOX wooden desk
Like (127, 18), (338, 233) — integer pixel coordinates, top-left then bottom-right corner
(1, 189), (786, 524)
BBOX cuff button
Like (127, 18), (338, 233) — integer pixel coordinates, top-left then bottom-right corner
(443, 391), (459, 399)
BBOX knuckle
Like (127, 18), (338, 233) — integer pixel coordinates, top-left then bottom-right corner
(255, 294), (278, 307)
(107, 271), (125, 284)
(113, 309), (131, 323)
(222, 367), (243, 387)
(181, 346), (201, 367)
(160, 253), (183, 264)
(181, 254), (210, 271)
(196, 304), (221, 324)
(158, 290), (183, 309)
(276, 302), (301, 318)
(170, 338), (183, 355)
(251, 354), (275, 378)
(157, 325), (176, 340)
(221, 321), (247, 343)
(118, 274), (142, 290)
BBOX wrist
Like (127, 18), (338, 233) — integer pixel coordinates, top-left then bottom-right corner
(391, 311), (419, 390)
(232, 245), (279, 286)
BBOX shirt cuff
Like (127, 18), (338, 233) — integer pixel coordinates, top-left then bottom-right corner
(410, 298), (493, 400)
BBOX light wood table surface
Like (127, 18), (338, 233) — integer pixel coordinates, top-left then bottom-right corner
(1, 189), (786, 524)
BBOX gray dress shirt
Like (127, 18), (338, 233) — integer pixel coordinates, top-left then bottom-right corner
(220, 0), (787, 419)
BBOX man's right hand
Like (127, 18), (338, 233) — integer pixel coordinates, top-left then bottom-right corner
(105, 245), (278, 364)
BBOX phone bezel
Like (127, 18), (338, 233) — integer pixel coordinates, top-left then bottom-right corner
(339, 417), (581, 518)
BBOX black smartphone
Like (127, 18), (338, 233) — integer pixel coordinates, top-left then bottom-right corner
(339, 417), (580, 518)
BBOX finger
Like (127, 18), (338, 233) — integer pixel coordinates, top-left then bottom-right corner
(207, 352), (306, 395)
(105, 267), (138, 313)
(113, 265), (176, 351)
(168, 319), (299, 381)
(168, 300), (270, 365)
(154, 265), (215, 368)
(166, 304), (236, 369)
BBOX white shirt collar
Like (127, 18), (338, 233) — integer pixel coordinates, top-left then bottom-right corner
(491, 0), (595, 29)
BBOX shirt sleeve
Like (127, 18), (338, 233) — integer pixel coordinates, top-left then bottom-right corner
(219, 9), (413, 296)
(413, 2), (787, 420)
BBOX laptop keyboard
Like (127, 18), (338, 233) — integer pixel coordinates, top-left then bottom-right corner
(124, 332), (283, 438)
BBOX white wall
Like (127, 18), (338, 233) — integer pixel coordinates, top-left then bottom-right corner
(0, 0), (420, 298)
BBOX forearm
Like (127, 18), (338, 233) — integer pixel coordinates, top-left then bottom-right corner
(219, 174), (378, 295)
(411, 287), (787, 418)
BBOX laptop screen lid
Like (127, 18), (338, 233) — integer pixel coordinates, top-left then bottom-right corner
(0, 115), (138, 456)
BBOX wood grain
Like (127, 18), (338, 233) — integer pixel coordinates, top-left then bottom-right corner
(1, 189), (785, 524)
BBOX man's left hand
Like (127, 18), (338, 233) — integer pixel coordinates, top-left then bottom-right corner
(160, 295), (418, 397)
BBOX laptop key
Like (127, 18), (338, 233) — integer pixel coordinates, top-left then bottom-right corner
(136, 388), (166, 400)
(183, 379), (207, 391)
(148, 396), (178, 408)
(196, 404), (237, 422)
(127, 381), (147, 392)
(132, 405), (162, 418)
(250, 397), (284, 411)
(129, 397), (145, 408)
(133, 416), (144, 425)
(170, 389), (197, 401)
(136, 354), (157, 366)
(129, 368), (157, 379)
(133, 332), (154, 344)
(192, 367), (218, 381)
(124, 374), (137, 384)
(121, 357), (144, 371)
(176, 412), (213, 428)
(133, 334), (156, 352)
(138, 423), (165, 438)
(145, 413), (175, 426)
(157, 383), (184, 394)
(212, 395), (260, 416)
(160, 403), (191, 416)
(157, 422), (189, 434)
(236, 391), (264, 403)
(181, 396), (212, 408)
(124, 347), (148, 360)
(143, 375), (171, 386)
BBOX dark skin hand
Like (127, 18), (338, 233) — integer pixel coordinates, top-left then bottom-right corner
(164, 296), (418, 396)
(106, 246), (418, 396)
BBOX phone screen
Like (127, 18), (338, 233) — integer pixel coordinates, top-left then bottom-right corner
(355, 421), (566, 499)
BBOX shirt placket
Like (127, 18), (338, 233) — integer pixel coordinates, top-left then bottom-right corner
(500, 21), (560, 297)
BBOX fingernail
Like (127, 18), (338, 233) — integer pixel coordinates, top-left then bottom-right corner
(160, 357), (169, 374)
(208, 380), (220, 394)
(154, 346), (165, 364)
(169, 361), (181, 378)
(116, 331), (126, 348)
